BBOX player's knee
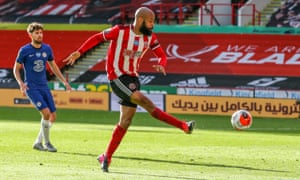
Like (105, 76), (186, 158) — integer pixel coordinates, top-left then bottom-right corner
(40, 108), (51, 120)
(120, 119), (132, 129)
(132, 92), (150, 105)
(50, 113), (57, 123)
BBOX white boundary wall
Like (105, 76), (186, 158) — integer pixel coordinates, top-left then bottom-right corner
(199, 0), (232, 26)
(238, 0), (272, 26)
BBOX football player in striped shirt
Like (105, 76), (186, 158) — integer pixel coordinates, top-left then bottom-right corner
(64, 7), (195, 172)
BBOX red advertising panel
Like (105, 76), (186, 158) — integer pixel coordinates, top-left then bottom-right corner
(137, 33), (300, 77)
(0, 30), (98, 69)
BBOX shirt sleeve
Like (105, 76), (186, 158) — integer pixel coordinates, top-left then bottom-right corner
(150, 34), (167, 67)
(15, 48), (25, 64)
(47, 45), (54, 61)
(102, 25), (119, 41)
(78, 25), (119, 55)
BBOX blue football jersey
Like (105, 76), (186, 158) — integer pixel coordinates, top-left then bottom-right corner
(16, 43), (54, 89)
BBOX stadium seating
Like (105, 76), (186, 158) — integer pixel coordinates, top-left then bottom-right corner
(71, 0), (132, 24)
(106, 0), (202, 25)
(13, 0), (89, 23)
(0, 0), (48, 22)
(0, 0), (205, 24)
(266, 0), (300, 28)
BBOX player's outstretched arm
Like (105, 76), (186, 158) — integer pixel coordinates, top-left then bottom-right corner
(64, 32), (106, 66)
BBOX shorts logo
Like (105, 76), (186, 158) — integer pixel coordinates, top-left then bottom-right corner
(128, 83), (136, 90)
(36, 101), (42, 107)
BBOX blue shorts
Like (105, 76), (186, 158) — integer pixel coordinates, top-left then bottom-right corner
(26, 88), (56, 112)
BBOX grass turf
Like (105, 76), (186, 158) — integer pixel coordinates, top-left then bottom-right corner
(0, 106), (299, 180)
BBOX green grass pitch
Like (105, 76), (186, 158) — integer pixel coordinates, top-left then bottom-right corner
(0, 106), (299, 180)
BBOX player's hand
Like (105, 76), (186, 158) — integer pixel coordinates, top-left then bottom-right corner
(152, 65), (166, 76)
(63, 51), (81, 65)
(64, 82), (72, 92)
(19, 82), (28, 96)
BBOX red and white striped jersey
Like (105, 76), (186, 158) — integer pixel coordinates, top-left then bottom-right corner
(77, 24), (167, 80)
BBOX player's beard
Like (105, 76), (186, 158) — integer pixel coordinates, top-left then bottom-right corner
(32, 38), (42, 45)
(33, 35), (43, 45)
(139, 21), (152, 36)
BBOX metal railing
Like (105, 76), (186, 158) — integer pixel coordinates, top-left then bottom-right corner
(113, 2), (260, 26)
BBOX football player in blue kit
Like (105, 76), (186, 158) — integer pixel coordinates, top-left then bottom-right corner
(13, 22), (72, 152)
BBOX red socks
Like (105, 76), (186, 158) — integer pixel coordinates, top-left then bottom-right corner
(105, 124), (127, 160)
(151, 107), (188, 131)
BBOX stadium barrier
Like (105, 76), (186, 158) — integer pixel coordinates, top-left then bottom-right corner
(0, 89), (108, 111)
(48, 82), (300, 100)
(1, 89), (299, 118)
(166, 95), (300, 118)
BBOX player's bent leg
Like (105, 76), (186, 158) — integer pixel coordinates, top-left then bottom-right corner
(130, 91), (155, 113)
(151, 107), (191, 132)
(131, 91), (195, 133)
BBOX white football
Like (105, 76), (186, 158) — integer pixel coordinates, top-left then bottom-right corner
(231, 110), (253, 130)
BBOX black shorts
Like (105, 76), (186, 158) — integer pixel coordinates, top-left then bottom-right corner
(110, 75), (140, 108)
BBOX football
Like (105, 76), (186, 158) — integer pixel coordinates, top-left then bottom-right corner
(231, 110), (253, 130)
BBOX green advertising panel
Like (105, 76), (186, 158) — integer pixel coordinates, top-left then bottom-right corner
(48, 82), (176, 94)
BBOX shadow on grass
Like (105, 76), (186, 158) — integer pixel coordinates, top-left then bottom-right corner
(58, 152), (205, 180)
(58, 151), (288, 175)
(114, 156), (288, 173)
(111, 171), (206, 180)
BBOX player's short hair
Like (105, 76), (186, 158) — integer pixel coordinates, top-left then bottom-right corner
(27, 22), (43, 34)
